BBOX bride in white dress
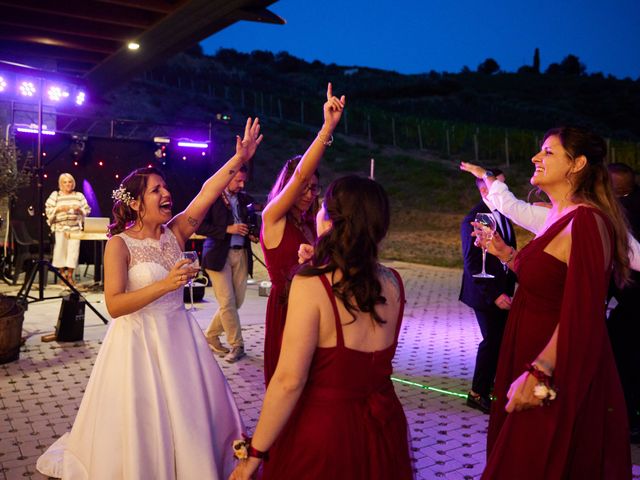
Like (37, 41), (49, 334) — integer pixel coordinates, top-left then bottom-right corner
(37, 118), (263, 479)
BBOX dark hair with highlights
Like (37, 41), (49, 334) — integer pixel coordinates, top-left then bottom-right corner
(108, 166), (166, 237)
(544, 126), (630, 287)
(299, 175), (390, 325)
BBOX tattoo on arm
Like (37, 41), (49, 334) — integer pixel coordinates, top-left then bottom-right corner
(187, 216), (198, 227)
(229, 169), (236, 175)
(378, 265), (401, 299)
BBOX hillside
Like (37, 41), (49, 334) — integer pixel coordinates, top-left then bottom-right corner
(87, 49), (637, 266)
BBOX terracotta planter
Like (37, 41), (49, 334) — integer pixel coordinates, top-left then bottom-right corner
(0, 296), (25, 364)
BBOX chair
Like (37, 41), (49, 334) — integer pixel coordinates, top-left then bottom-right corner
(9, 220), (51, 285)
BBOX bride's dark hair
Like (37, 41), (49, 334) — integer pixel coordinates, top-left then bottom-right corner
(298, 175), (390, 325)
(108, 167), (166, 237)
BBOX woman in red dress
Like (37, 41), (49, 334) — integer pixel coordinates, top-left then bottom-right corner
(230, 175), (413, 480)
(260, 83), (345, 385)
(479, 127), (632, 479)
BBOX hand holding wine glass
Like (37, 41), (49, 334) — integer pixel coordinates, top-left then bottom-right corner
(472, 213), (497, 279)
(181, 251), (200, 310)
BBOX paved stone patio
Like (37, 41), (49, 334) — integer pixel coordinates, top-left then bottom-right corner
(1, 259), (638, 479)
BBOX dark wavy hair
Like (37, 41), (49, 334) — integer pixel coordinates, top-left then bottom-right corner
(299, 175), (390, 325)
(107, 166), (166, 237)
(544, 126), (630, 287)
(267, 155), (320, 228)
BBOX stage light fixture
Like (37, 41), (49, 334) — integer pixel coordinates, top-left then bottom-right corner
(75, 91), (86, 106)
(0, 76), (6, 92)
(177, 141), (208, 148)
(70, 135), (87, 162)
(47, 85), (69, 102)
(15, 124), (55, 135)
(128, 42), (140, 50)
(19, 81), (36, 96)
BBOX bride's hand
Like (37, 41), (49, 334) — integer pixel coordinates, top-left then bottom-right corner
(162, 259), (195, 292)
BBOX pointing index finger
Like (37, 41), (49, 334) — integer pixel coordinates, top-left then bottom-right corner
(326, 82), (333, 100)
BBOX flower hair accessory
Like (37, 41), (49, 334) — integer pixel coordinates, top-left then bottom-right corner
(112, 185), (133, 206)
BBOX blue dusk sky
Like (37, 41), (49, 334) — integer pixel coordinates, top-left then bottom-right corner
(201, 0), (640, 80)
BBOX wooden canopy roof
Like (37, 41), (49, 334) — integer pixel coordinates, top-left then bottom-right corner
(0, 0), (283, 93)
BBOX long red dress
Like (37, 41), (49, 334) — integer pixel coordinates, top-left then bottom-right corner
(260, 218), (315, 385)
(483, 207), (631, 479)
(261, 270), (413, 480)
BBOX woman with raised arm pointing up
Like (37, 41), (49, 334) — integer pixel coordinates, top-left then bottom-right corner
(260, 83), (345, 385)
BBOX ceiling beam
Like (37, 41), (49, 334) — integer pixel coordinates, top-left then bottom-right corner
(0, 8), (145, 42)
(0, 25), (121, 54)
(0, 41), (106, 65)
(0, 0), (161, 29)
(229, 7), (285, 25)
(96, 0), (186, 14)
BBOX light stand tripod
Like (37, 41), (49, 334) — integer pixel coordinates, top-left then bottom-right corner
(13, 76), (108, 325)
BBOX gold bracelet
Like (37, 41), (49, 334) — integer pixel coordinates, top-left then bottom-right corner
(317, 131), (333, 147)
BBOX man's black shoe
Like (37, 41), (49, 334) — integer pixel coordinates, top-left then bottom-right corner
(466, 392), (491, 414)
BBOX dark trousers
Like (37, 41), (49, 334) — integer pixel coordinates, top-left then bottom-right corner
(608, 302), (640, 431)
(471, 307), (509, 398)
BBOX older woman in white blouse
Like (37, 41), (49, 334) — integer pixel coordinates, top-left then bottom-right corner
(45, 173), (91, 284)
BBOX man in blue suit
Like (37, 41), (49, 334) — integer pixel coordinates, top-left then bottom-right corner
(459, 169), (517, 413)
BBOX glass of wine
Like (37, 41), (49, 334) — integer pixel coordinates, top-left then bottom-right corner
(181, 251), (200, 310)
(473, 213), (497, 279)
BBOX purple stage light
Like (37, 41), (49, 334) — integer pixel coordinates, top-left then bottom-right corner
(0, 76), (6, 92)
(16, 126), (55, 136)
(75, 91), (86, 106)
(47, 85), (69, 102)
(19, 81), (36, 97)
(177, 141), (208, 148)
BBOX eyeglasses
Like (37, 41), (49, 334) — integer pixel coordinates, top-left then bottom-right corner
(303, 183), (322, 196)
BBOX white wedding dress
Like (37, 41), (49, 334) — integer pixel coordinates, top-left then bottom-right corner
(37, 227), (243, 479)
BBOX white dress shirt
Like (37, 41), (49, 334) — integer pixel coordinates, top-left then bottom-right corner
(486, 180), (640, 272)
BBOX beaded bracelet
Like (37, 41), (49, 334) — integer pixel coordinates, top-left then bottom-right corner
(525, 363), (557, 405)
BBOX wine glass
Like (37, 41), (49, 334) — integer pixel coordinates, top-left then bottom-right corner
(181, 251), (200, 310)
(473, 213), (497, 279)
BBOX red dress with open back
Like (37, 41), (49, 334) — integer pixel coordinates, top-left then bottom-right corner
(260, 218), (315, 385)
(261, 269), (413, 480)
(483, 207), (631, 479)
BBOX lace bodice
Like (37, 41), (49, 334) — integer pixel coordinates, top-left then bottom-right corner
(116, 226), (184, 309)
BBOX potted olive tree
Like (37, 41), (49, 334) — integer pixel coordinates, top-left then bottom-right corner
(0, 138), (32, 363)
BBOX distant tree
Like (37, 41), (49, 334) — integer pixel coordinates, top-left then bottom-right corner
(186, 44), (204, 57)
(546, 54), (586, 76)
(460, 65), (471, 74)
(533, 48), (540, 73)
(215, 48), (249, 64)
(251, 50), (275, 64)
(560, 54), (586, 75)
(275, 51), (309, 72)
(477, 58), (500, 75)
(546, 62), (562, 75)
(518, 65), (536, 74)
